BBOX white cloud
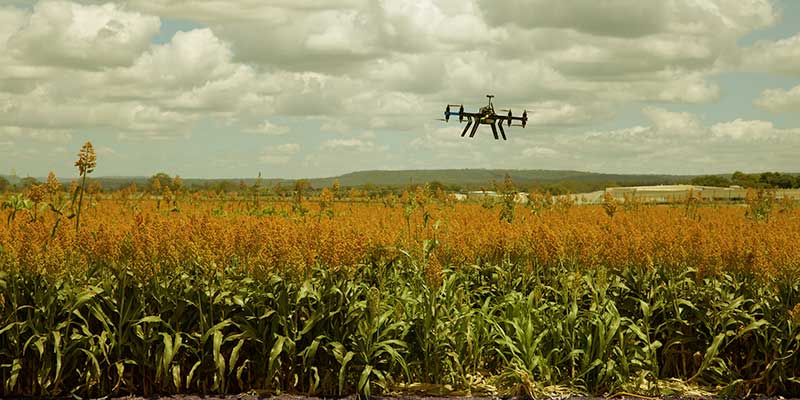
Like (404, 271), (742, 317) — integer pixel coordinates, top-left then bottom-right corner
(553, 108), (800, 173)
(0, 24), (269, 139)
(410, 124), (494, 150)
(641, 107), (705, 136)
(321, 138), (375, 152)
(96, 145), (119, 157)
(521, 146), (558, 157)
(0, 141), (14, 150)
(755, 85), (800, 112)
(318, 117), (351, 134)
(710, 119), (794, 141)
(0, 0), (771, 146)
(245, 120), (290, 136)
(479, 1), (669, 38)
(8, 1), (160, 69)
(259, 143), (300, 164)
(740, 34), (800, 75)
(0, 0), (798, 177)
(524, 101), (603, 126)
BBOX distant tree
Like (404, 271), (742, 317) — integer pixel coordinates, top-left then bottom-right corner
(428, 181), (446, 193)
(542, 184), (568, 196)
(20, 176), (40, 189)
(292, 179), (310, 214)
(691, 175), (731, 187)
(759, 172), (795, 189)
(215, 180), (233, 194)
(149, 172), (173, 192)
(87, 180), (103, 195)
(499, 174), (517, 223)
(362, 183), (375, 199)
(331, 179), (340, 199)
(731, 171), (762, 188)
(294, 179), (310, 199)
(0, 176), (9, 192)
(173, 175), (183, 192)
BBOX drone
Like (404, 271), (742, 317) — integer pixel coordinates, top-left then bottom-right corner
(439, 95), (527, 140)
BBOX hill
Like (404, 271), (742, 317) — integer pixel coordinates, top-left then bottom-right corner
(307, 169), (690, 189)
(4, 169), (797, 194)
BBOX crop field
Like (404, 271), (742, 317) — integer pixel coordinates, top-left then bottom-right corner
(6, 0), (800, 398)
(1, 166), (800, 397)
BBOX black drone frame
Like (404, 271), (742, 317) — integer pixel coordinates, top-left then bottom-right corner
(440, 95), (527, 140)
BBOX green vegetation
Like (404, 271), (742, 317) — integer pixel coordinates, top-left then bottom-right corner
(4, 169), (798, 196)
(692, 171), (800, 189)
(1, 261), (799, 397)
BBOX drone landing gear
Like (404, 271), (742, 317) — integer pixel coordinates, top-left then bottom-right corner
(469, 119), (480, 137)
(461, 117), (472, 137)
(497, 122), (507, 140)
(490, 122), (499, 140)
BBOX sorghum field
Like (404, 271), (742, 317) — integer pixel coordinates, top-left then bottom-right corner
(1, 155), (799, 397)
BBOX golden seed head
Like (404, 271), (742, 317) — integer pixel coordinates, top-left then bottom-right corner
(46, 171), (61, 195)
(75, 141), (97, 175)
(27, 184), (46, 203)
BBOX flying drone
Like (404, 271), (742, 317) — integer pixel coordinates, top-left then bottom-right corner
(439, 95), (527, 140)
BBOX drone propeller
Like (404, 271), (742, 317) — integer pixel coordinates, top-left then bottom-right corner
(522, 110), (527, 128)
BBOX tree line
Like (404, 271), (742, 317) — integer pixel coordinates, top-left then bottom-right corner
(691, 171), (800, 189)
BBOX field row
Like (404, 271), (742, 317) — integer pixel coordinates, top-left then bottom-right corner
(1, 200), (799, 280)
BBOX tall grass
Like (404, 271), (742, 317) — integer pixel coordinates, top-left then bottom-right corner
(0, 259), (798, 397)
(1, 159), (799, 396)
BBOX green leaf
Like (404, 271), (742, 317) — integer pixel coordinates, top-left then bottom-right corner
(171, 364), (181, 391)
(358, 364), (373, 395)
(72, 286), (103, 310)
(5, 358), (22, 392)
(229, 339), (245, 374)
(338, 350), (354, 395)
(201, 319), (232, 345)
(268, 335), (286, 378)
(213, 330), (225, 387)
(136, 316), (164, 325)
(52, 331), (62, 385)
(186, 361), (201, 390)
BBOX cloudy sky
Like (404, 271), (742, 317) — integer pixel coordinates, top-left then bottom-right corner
(1, 0), (799, 179)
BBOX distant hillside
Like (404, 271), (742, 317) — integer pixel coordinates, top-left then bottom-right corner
(307, 169), (691, 189)
(4, 169), (796, 194)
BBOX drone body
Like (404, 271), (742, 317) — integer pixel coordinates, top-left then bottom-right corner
(441, 95), (527, 140)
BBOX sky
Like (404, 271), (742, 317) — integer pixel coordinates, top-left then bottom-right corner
(1, 0), (799, 179)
